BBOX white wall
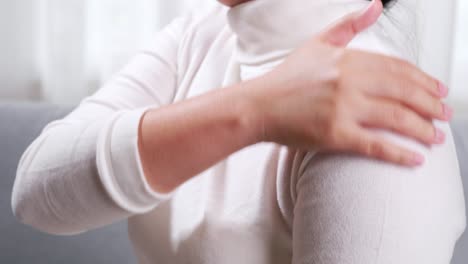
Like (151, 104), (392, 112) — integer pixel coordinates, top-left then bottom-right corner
(450, 0), (468, 113)
(0, 0), (212, 104)
(38, 0), (87, 104)
(0, 0), (40, 100)
(0, 0), (466, 109)
(38, 0), (204, 104)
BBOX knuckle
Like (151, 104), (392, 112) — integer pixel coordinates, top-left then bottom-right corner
(328, 96), (345, 118)
(414, 119), (434, 143)
(363, 140), (385, 158)
(416, 71), (437, 91)
(387, 58), (402, 74)
(432, 99), (443, 116)
(388, 57), (413, 76)
(401, 60), (414, 72)
(425, 124), (437, 142)
(334, 72), (352, 95)
(328, 72), (341, 89)
(330, 124), (347, 146)
(324, 121), (341, 145)
(400, 85), (417, 101)
(398, 59), (414, 72)
(324, 100), (338, 122)
(338, 48), (352, 64)
(396, 151), (408, 165)
(368, 140), (386, 158)
(390, 106), (408, 125)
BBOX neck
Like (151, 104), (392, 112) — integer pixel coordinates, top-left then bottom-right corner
(228, 0), (367, 60)
(226, 0), (411, 81)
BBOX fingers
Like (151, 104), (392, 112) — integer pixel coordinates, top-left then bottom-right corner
(378, 55), (448, 98)
(352, 69), (450, 121)
(358, 98), (444, 146)
(367, 79), (451, 121)
(342, 125), (425, 167)
(344, 50), (453, 122)
(352, 51), (448, 99)
(318, 0), (383, 46)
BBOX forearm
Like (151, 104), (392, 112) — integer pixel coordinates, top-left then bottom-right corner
(138, 80), (262, 193)
(12, 117), (135, 235)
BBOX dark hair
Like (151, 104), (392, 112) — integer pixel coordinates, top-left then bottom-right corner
(368, 0), (395, 8)
(365, 0), (418, 62)
(382, 0), (395, 7)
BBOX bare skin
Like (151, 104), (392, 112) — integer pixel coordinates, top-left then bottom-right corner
(138, 0), (452, 193)
(217, 0), (251, 7)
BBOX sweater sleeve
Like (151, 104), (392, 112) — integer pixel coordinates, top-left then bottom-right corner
(291, 124), (466, 263)
(11, 15), (191, 235)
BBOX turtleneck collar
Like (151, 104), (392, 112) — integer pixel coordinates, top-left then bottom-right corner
(226, 0), (404, 81)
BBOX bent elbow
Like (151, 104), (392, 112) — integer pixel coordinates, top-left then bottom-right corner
(11, 170), (85, 236)
(11, 181), (43, 233)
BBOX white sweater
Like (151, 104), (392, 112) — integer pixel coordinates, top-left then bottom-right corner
(12, 1), (466, 263)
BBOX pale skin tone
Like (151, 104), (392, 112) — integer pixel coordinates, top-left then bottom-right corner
(138, 0), (453, 193)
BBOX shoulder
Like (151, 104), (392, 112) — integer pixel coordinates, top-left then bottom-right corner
(348, 2), (418, 64)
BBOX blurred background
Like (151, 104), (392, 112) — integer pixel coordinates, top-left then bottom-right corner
(0, 0), (213, 104)
(0, 0), (466, 110)
(0, 1), (466, 263)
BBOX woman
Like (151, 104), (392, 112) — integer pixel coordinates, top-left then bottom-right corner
(12, 0), (465, 263)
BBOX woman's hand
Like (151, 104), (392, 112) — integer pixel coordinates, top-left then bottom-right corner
(247, 0), (451, 166)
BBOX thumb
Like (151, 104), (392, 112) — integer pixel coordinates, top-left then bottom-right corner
(318, 0), (383, 47)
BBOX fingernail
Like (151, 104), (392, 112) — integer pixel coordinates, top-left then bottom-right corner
(438, 81), (449, 97)
(434, 128), (446, 144)
(411, 153), (425, 166)
(443, 104), (454, 120)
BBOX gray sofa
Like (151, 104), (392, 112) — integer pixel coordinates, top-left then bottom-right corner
(0, 102), (467, 263)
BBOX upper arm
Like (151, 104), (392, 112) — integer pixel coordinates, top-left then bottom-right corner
(291, 125), (465, 264)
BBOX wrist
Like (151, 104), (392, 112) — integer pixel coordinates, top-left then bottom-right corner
(233, 77), (270, 145)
